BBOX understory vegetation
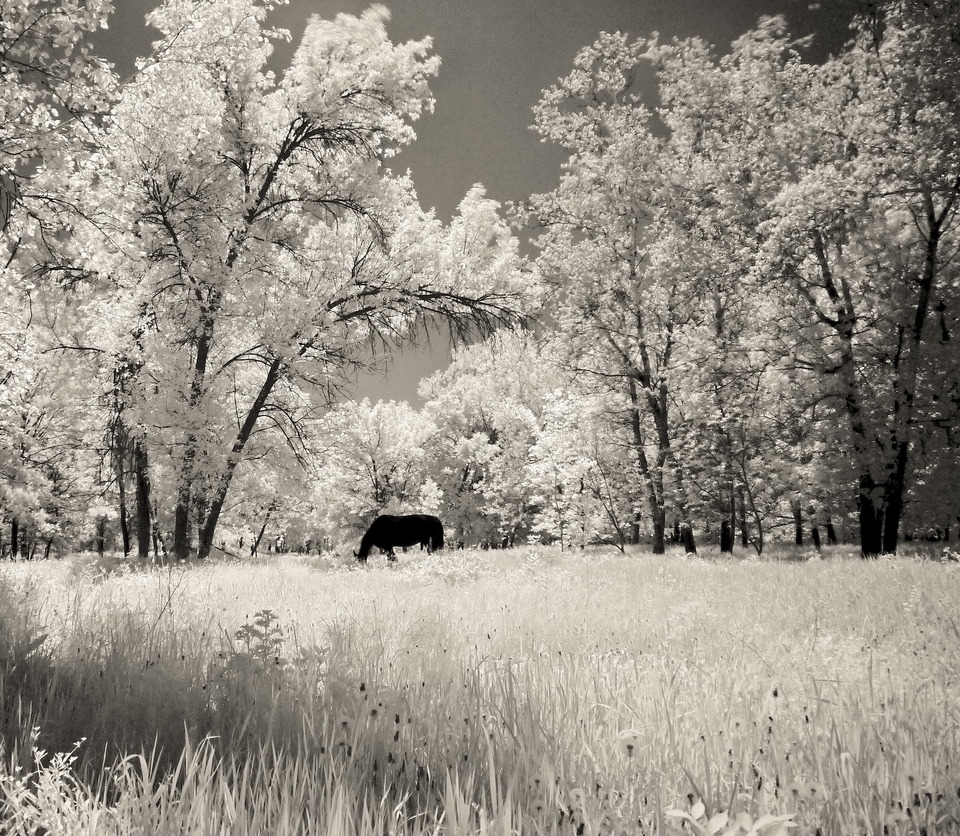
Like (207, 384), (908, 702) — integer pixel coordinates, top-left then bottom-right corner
(0, 546), (957, 834)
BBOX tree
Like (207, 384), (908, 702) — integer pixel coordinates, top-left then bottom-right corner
(0, 300), (104, 557)
(315, 398), (437, 523)
(524, 389), (640, 550)
(0, 0), (117, 555)
(529, 33), (713, 554)
(419, 330), (561, 547)
(653, 4), (960, 554)
(0, 0), (114, 230)
(809, 0), (960, 553)
(54, 0), (536, 560)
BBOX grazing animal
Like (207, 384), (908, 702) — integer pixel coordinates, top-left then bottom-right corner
(355, 514), (444, 563)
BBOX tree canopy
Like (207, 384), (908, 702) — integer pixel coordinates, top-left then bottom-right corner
(0, 0), (956, 559)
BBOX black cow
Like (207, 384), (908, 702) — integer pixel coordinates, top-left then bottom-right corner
(355, 514), (444, 563)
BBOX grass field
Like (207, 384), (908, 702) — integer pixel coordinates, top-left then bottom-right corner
(0, 544), (957, 834)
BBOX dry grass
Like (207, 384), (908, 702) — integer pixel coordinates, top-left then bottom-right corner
(0, 544), (957, 834)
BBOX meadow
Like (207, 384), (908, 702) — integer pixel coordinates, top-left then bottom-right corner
(0, 544), (957, 835)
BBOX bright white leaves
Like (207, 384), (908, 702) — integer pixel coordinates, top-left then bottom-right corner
(0, 0), (116, 235)
(418, 332), (560, 545)
(310, 398), (438, 532)
(0, 0), (114, 127)
(434, 186), (538, 309)
(48, 0), (534, 555)
(283, 5), (439, 156)
(68, 0), (443, 352)
(533, 32), (650, 156)
(0, 0), (121, 545)
(529, 4), (960, 549)
(525, 391), (598, 548)
(667, 795), (798, 836)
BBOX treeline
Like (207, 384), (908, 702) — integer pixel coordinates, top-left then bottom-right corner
(256, 329), (957, 557)
(0, 1), (535, 561)
(0, 0), (957, 559)
(517, 3), (960, 557)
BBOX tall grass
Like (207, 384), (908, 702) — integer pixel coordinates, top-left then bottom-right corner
(0, 546), (957, 834)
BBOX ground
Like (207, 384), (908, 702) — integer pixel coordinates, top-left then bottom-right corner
(0, 544), (957, 834)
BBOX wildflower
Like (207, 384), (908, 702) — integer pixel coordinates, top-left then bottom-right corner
(885, 805), (910, 828)
(786, 779), (827, 800)
(668, 802), (797, 836)
(616, 728), (643, 757)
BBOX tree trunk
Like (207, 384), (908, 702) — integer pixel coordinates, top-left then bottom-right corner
(728, 481), (737, 553)
(738, 485), (749, 546)
(112, 415), (132, 557)
(173, 295), (219, 561)
(881, 485), (904, 554)
(824, 183), (945, 558)
(198, 357), (283, 560)
(96, 517), (106, 556)
(113, 312), (155, 561)
(110, 374), (131, 558)
(117, 476), (131, 556)
(10, 518), (17, 560)
(858, 474), (884, 557)
(173, 497), (192, 561)
(152, 519), (164, 561)
(813, 233), (888, 560)
(879, 196), (945, 555)
(651, 510), (666, 555)
(670, 458), (697, 557)
(825, 517), (838, 545)
(792, 502), (803, 546)
(811, 526), (822, 552)
(251, 512), (272, 557)
(626, 378), (666, 555)
(133, 439), (153, 560)
(720, 519), (733, 553)
(882, 441), (909, 554)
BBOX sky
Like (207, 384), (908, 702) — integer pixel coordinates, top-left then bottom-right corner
(94, 0), (865, 404)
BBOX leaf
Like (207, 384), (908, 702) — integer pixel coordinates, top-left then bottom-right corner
(666, 811), (708, 836)
(708, 811), (729, 834)
(23, 632), (49, 657)
(751, 813), (797, 835)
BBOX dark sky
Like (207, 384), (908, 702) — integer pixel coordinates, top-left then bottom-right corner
(95, 0), (864, 404)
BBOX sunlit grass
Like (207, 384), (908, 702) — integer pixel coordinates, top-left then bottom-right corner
(0, 545), (957, 834)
